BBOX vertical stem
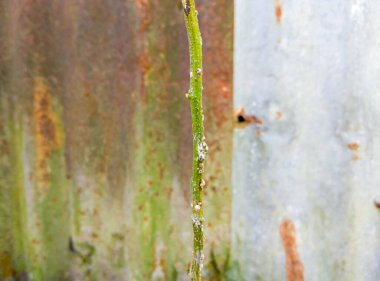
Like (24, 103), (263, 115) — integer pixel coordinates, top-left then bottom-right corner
(182, 0), (206, 280)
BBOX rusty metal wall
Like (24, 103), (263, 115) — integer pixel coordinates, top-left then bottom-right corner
(0, 1), (233, 280)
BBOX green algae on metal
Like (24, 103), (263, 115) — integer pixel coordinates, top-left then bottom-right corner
(130, 0), (186, 279)
(0, 91), (31, 278)
(33, 78), (71, 280)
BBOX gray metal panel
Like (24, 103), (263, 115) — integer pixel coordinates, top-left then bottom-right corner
(233, 1), (380, 280)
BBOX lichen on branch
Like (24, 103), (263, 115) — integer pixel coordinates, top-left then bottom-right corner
(182, 0), (206, 280)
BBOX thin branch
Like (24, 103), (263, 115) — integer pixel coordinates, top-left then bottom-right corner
(182, 0), (206, 280)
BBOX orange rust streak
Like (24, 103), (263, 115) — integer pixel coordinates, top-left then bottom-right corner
(136, 0), (151, 32)
(275, 0), (282, 23)
(135, 0), (152, 106)
(347, 143), (359, 151)
(279, 219), (304, 281)
(33, 77), (59, 190)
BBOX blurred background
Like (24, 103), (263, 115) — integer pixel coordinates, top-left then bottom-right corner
(1, 0), (380, 281)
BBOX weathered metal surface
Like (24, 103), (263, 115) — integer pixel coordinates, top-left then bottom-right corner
(233, 0), (380, 280)
(0, 0), (233, 280)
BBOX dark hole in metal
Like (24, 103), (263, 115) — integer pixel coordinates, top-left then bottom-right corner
(237, 115), (246, 123)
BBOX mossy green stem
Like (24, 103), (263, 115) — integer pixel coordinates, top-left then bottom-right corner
(182, 0), (206, 280)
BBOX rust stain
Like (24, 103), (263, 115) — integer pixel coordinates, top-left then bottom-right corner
(197, 0), (233, 186)
(165, 186), (173, 198)
(138, 204), (145, 211)
(0, 252), (16, 278)
(373, 196), (380, 209)
(33, 77), (62, 191)
(136, 0), (153, 107)
(31, 238), (40, 245)
(138, 52), (151, 77)
(255, 129), (262, 137)
(279, 219), (304, 281)
(347, 143), (359, 151)
(158, 163), (165, 180)
(234, 107), (264, 128)
(199, 0), (233, 129)
(275, 111), (282, 120)
(136, 0), (151, 33)
(275, 0), (282, 23)
(347, 143), (360, 160)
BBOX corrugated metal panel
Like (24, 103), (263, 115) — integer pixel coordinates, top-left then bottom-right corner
(233, 1), (380, 280)
(0, 1), (233, 279)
